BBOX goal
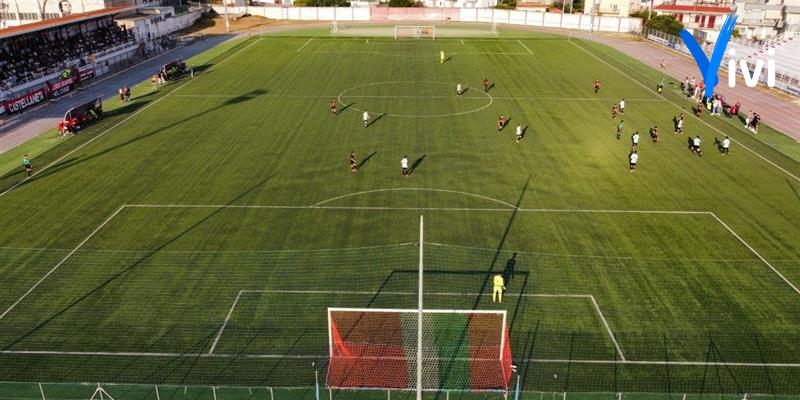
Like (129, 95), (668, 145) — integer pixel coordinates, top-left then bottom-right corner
(326, 308), (512, 391)
(394, 25), (436, 40)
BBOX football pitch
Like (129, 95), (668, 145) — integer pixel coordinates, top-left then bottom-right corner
(1, 28), (800, 398)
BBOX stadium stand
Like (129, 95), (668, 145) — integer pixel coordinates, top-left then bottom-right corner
(0, 13), (134, 91)
(726, 27), (800, 96)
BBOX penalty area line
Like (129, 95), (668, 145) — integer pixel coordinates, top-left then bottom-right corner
(516, 39), (534, 55)
(0, 205), (128, 320)
(297, 38), (313, 53)
(208, 290), (244, 354)
(709, 212), (800, 297)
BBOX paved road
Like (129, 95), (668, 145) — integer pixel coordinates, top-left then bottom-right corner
(0, 34), (233, 153)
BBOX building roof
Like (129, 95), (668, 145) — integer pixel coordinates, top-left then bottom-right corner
(0, 6), (136, 40)
(654, 4), (733, 14)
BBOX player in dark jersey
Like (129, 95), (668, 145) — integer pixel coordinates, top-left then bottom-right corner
(23, 155), (33, 177)
(593, 79), (601, 94)
(330, 99), (337, 115)
(611, 104), (618, 120)
(650, 126), (659, 143)
(497, 114), (506, 132)
(484, 78), (490, 92)
(350, 152), (358, 172)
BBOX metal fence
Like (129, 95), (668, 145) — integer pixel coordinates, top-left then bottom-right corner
(639, 27), (800, 98)
(3, 382), (800, 400)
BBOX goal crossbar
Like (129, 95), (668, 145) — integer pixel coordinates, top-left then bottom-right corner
(328, 307), (507, 314)
(394, 25), (436, 40)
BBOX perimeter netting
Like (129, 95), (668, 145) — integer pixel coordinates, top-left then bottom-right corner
(394, 25), (436, 40)
(327, 308), (512, 391)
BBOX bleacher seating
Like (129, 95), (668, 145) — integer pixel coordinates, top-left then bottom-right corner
(727, 28), (800, 80)
(0, 15), (133, 90)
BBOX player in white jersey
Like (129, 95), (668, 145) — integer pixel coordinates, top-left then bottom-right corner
(721, 136), (730, 155)
(629, 151), (638, 172)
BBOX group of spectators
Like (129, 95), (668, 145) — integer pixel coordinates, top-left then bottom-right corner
(0, 16), (133, 90)
(681, 75), (755, 128)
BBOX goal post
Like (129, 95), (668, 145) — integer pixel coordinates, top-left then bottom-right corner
(394, 25), (436, 40)
(326, 308), (512, 392)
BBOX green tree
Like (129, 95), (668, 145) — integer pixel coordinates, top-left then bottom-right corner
(646, 14), (683, 35)
(630, 10), (651, 24)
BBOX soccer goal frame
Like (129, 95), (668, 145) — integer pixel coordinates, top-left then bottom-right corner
(326, 307), (511, 393)
(394, 25), (436, 40)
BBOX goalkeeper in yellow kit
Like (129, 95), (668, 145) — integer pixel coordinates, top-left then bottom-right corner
(492, 274), (506, 303)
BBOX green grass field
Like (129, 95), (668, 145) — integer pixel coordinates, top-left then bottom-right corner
(1, 26), (800, 399)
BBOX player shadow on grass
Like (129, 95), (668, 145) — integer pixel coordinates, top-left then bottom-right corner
(0, 98), (164, 192)
(0, 173), (277, 353)
(338, 102), (354, 114)
(357, 151), (377, 169)
(787, 179), (800, 204)
(408, 155), (425, 175)
(223, 89), (268, 106)
(366, 113), (386, 128)
(14, 98), (248, 186)
(500, 117), (512, 131)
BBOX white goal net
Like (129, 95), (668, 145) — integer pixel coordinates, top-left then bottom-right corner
(394, 25), (436, 40)
(327, 307), (512, 391)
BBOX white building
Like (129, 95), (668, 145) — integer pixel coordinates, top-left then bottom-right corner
(653, 0), (800, 41)
(0, 0), (164, 28)
(583, 0), (632, 16)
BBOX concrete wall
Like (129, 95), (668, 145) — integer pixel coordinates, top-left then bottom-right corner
(122, 10), (202, 42)
(211, 5), (643, 32)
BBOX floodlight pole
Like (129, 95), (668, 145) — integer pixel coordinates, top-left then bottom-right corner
(221, 0), (230, 33)
(417, 214), (424, 400)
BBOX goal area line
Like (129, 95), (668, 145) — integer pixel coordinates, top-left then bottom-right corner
(211, 290), (619, 360)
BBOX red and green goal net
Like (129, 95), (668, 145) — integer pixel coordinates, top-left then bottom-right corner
(326, 308), (512, 392)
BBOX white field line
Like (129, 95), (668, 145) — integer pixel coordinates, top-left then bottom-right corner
(221, 290), (617, 355)
(239, 289), (591, 298)
(125, 204), (515, 212)
(125, 203), (712, 215)
(4, 243), (767, 262)
(1, 349), (799, 367)
(590, 295), (625, 361)
(425, 242), (760, 263)
(168, 93), (665, 102)
(297, 38), (313, 53)
(310, 188), (517, 208)
(0, 38), (263, 200)
(208, 291), (244, 354)
(516, 39), (534, 55)
(709, 212), (800, 297)
(308, 50), (530, 56)
(0, 205), (127, 320)
(568, 39), (800, 183)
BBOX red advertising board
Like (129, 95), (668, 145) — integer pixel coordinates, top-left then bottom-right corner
(0, 87), (48, 117)
(47, 75), (78, 98)
(78, 64), (96, 81)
